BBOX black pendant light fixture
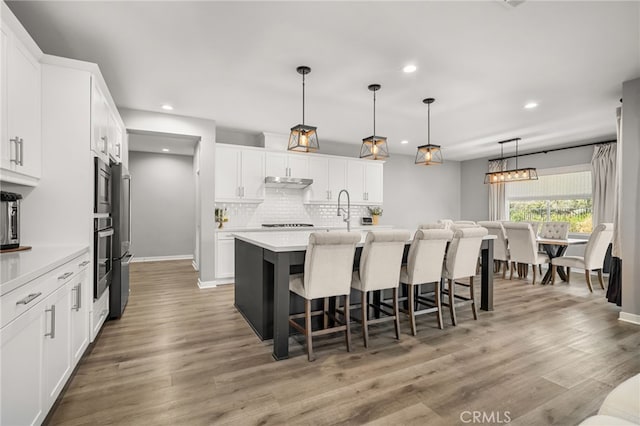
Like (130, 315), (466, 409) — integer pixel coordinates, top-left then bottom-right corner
(360, 84), (389, 160)
(484, 138), (539, 184)
(288, 65), (319, 152)
(415, 98), (443, 165)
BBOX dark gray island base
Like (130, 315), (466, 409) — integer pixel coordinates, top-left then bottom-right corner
(234, 235), (494, 361)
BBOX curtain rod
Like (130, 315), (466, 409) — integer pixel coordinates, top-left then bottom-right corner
(488, 139), (616, 162)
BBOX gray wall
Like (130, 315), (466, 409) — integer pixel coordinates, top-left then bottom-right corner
(460, 144), (594, 221)
(129, 151), (195, 258)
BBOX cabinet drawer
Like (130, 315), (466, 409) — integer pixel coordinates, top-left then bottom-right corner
(91, 288), (109, 341)
(1, 254), (89, 329)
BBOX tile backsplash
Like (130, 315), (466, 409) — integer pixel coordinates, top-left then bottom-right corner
(216, 188), (371, 228)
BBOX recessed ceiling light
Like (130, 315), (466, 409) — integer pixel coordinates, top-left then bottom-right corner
(162, 148), (170, 152)
(524, 101), (538, 109)
(403, 65), (417, 73)
(161, 104), (174, 111)
(401, 140), (409, 144)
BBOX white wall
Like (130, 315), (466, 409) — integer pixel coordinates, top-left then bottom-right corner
(460, 144), (595, 221)
(119, 108), (216, 284)
(128, 151), (195, 258)
(620, 77), (640, 323)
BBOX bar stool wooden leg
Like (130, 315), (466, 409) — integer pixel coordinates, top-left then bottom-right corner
(393, 287), (401, 340)
(344, 294), (352, 352)
(502, 261), (507, 279)
(323, 297), (329, 329)
(448, 279), (457, 326)
(597, 269), (605, 289)
(408, 284), (417, 336)
(567, 267), (571, 284)
(585, 270), (594, 292)
(532, 264), (537, 285)
(305, 299), (315, 362)
(470, 276), (478, 320)
(435, 281), (444, 330)
(510, 262), (515, 280)
(361, 290), (369, 347)
(552, 265), (556, 285)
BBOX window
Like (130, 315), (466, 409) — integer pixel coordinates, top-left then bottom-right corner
(506, 165), (592, 233)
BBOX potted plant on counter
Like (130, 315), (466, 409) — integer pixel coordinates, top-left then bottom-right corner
(215, 208), (229, 229)
(367, 206), (383, 225)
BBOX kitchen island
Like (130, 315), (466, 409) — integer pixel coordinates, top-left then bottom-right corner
(234, 230), (496, 361)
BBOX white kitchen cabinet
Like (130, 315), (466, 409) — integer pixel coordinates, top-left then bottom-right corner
(91, 80), (110, 163)
(305, 156), (347, 203)
(347, 160), (384, 204)
(42, 281), (72, 404)
(0, 19), (42, 186)
(91, 287), (109, 342)
(215, 232), (235, 279)
(70, 264), (90, 366)
(265, 151), (309, 178)
(0, 298), (46, 426)
(108, 111), (123, 164)
(215, 144), (265, 202)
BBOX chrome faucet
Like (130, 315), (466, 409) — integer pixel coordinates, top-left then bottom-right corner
(337, 189), (351, 232)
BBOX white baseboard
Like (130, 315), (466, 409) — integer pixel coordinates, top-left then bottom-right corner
(619, 312), (640, 325)
(192, 260), (199, 271)
(197, 277), (234, 289)
(131, 255), (193, 263)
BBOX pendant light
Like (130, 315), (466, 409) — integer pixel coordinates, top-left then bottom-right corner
(360, 84), (389, 160)
(415, 98), (443, 165)
(288, 65), (319, 152)
(484, 138), (539, 184)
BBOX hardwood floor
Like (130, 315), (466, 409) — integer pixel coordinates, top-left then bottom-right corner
(46, 260), (639, 426)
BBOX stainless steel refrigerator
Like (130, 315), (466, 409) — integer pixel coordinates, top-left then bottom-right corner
(110, 163), (132, 319)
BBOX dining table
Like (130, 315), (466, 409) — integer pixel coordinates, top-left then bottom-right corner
(537, 237), (588, 285)
(233, 230), (496, 361)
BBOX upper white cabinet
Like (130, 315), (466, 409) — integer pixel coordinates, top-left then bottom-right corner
(108, 111), (123, 164)
(305, 156), (347, 203)
(347, 160), (383, 204)
(215, 144), (265, 202)
(0, 16), (42, 186)
(265, 152), (309, 178)
(91, 81), (110, 163)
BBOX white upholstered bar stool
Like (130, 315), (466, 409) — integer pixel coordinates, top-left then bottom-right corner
(399, 228), (453, 334)
(437, 219), (454, 229)
(441, 227), (488, 325)
(503, 222), (549, 284)
(477, 221), (510, 278)
(289, 231), (361, 361)
(350, 230), (411, 347)
(453, 220), (477, 226)
(419, 223), (446, 230)
(551, 223), (613, 292)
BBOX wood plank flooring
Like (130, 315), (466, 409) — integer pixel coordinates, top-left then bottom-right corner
(46, 261), (640, 426)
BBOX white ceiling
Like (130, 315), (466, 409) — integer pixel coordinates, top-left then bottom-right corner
(128, 131), (199, 156)
(8, 1), (639, 161)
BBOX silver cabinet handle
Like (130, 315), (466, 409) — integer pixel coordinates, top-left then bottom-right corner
(10, 137), (19, 164)
(19, 138), (24, 166)
(241, 187), (245, 197)
(16, 292), (42, 305)
(117, 144), (121, 157)
(72, 284), (82, 311)
(58, 271), (74, 280)
(79, 260), (90, 267)
(45, 305), (56, 338)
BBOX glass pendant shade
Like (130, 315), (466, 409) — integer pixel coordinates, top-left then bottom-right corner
(414, 144), (443, 165)
(288, 124), (319, 152)
(360, 135), (389, 160)
(484, 167), (538, 184)
(415, 98), (443, 165)
(289, 65), (319, 152)
(360, 84), (389, 160)
(484, 138), (538, 184)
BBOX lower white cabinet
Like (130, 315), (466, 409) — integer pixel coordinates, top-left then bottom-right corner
(215, 233), (235, 279)
(91, 287), (109, 342)
(0, 250), (91, 425)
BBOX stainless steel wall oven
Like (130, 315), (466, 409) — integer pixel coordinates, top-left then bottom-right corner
(94, 216), (113, 299)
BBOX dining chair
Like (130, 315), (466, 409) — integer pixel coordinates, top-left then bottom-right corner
(551, 223), (613, 292)
(477, 221), (509, 278)
(539, 221), (570, 240)
(419, 223), (447, 229)
(288, 231), (361, 361)
(350, 230), (411, 347)
(442, 227), (488, 325)
(437, 219), (454, 229)
(454, 220), (477, 226)
(399, 228), (453, 334)
(503, 222), (549, 284)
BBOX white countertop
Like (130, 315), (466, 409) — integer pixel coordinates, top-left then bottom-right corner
(0, 245), (90, 296)
(216, 224), (393, 233)
(233, 230), (496, 252)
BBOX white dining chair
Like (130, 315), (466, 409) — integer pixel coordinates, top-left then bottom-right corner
(351, 230), (411, 347)
(419, 223), (447, 229)
(539, 221), (570, 240)
(399, 228), (453, 334)
(442, 227), (488, 325)
(437, 219), (454, 229)
(551, 223), (613, 292)
(454, 220), (477, 226)
(288, 231), (361, 361)
(477, 221), (509, 278)
(503, 222), (549, 284)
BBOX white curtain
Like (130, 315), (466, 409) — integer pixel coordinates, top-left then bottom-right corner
(488, 159), (507, 221)
(591, 143), (617, 227)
